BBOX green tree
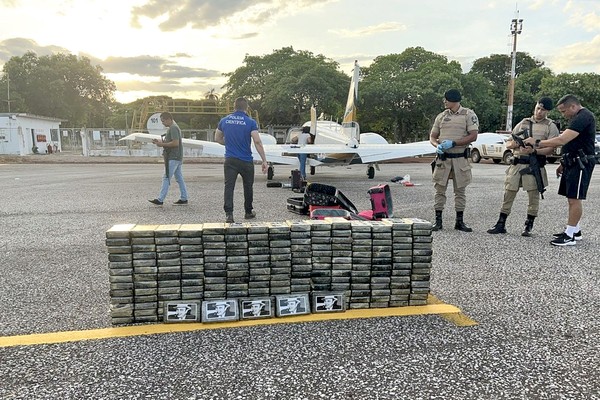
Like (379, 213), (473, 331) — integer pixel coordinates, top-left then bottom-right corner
(1, 51), (116, 127)
(222, 47), (348, 125)
(199, 89), (221, 128)
(0, 52), (36, 113)
(470, 52), (543, 92)
(540, 73), (600, 127)
(511, 67), (554, 125)
(204, 88), (220, 101)
(468, 52), (546, 131)
(360, 47), (463, 143)
(104, 103), (136, 130)
(461, 73), (502, 133)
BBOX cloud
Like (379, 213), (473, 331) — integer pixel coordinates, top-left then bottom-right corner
(528, 0), (545, 11)
(0, 38), (220, 79)
(0, 38), (224, 102)
(130, 0), (337, 32)
(0, 37), (70, 62)
(89, 53), (225, 101)
(213, 31), (260, 40)
(87, 54), (222, 79)
(130, 0), (267, 30)
(112, 76), (225, 103)
(563, 0), (600, 32)
(329, 22), (407, 38)
(572, 10), (600, 32)
(547, 34), (600, 73)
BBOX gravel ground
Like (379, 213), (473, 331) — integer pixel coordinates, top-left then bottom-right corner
(0, 158), (598, 400)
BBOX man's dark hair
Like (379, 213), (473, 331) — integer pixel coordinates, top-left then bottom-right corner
(160, 111), (173, 120)
(234, 97), (248, 111)
(557, 94), (581, 107)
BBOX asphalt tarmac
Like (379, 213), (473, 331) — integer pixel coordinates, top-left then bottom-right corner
(0, 160), (598, 399)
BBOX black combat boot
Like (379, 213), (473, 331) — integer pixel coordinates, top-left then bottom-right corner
(454, 211), (473, 232)
(431, 210), (443, 231)
(521, 214), (536, 237)
(487, 212), (508, 234)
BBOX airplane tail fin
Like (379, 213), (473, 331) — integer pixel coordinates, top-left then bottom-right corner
(342, 60), (360, 144)
(343, 61), (359, 124)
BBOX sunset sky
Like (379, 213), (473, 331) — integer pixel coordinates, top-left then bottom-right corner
(1, 0), (599, 103)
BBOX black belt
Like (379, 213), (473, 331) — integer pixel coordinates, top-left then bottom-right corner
(446, 153), (465, 159)
(445, 149), (470, 159)
(563, 153), (596, 160)
(437, 149), (470, 161)
(561, 154), (596, 166)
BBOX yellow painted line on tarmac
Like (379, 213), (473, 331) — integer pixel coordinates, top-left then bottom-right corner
(427, 295), (479, 327)
(0, 297), (474, 348)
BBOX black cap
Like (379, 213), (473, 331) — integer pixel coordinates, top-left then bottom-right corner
(538, 97), (553, 111)
(302, 126), (310, 133)
(444, 89), (462, 102)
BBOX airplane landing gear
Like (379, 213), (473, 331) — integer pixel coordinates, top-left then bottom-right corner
(310, 166), (316, 175)
(367, 165), (375, 179)
(267, 165), (274, 180)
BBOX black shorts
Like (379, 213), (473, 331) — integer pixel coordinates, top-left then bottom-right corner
(558, 163), (595, 199)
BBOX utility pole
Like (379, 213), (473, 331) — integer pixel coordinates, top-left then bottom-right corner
(3, 71), (11, 113)
(506, 15), (523, 132)
(7, 70), (10, 112)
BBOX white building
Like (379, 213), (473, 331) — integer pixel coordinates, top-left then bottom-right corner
(0, 113), (63, 155)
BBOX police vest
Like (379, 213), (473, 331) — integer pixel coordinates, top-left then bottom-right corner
(435, 107), (478, 154)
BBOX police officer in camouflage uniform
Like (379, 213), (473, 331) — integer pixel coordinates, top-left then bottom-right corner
(429, 89), (479, 232)
(487, 97), (559, 237)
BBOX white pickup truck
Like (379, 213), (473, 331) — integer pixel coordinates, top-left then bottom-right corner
(470, 132), (561, 165)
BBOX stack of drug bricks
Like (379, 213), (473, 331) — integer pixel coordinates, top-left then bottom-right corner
(106, 218), (432, 325)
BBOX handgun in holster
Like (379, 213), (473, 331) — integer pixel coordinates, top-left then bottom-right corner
(576, 149), (589, 169)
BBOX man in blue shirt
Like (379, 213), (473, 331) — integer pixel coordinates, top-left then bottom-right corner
(215, 97), (268, 223)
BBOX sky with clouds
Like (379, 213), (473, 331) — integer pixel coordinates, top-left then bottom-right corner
(0, 0), (599, 103)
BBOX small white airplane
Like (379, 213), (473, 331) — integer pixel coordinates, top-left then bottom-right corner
(120, 61), (434, 179)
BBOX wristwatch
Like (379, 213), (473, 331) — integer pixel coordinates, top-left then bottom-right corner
(534, 139), (541, 148)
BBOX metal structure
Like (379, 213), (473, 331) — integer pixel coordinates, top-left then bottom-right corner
(130, 97), (260, 132)
(506, 15), (523, 132)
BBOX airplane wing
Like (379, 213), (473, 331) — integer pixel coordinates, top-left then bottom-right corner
(279, 141), (435, 164)
(353, 141), (436, 163)
(120, 132), (298, 165)
(120, 132), (435, 179)
(120, 132), (225, 156)
(120, 132), (162, 144)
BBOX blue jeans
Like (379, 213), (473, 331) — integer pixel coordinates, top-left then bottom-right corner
(298, 154), (307, 179)
(158, 159), (188, 201)
(224, 157), (254, 214)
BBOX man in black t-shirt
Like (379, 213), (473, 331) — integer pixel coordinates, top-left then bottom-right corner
(525, 94), (596, 246)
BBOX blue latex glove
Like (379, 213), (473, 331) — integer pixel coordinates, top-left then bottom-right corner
(440, 140), (455, 150)
(436, 144), (445, 154)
